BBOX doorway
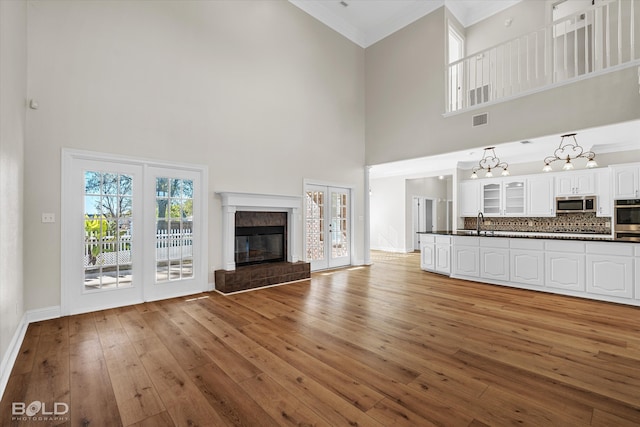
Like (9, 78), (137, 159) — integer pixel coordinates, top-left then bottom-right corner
(412, 196), (435, 250)
(304, 184), (352, 271)
(61, 150), (207, 315)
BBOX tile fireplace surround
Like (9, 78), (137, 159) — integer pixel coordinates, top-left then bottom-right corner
(215, 192), (310, 293)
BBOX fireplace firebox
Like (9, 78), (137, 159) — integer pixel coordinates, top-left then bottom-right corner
(235, 225), (285, 266)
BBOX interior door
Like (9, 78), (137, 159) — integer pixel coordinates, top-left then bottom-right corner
(305, 185), (351, 271)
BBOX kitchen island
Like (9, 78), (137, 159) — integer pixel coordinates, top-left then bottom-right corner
(418, 231), (640, 307)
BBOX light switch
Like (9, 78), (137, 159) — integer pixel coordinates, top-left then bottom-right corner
(42, 213), (55, 223)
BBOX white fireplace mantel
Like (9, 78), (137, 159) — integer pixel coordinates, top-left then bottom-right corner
(218, 192), (302, 271)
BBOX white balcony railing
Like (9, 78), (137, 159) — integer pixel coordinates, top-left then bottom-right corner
(447, 0), (639, 113)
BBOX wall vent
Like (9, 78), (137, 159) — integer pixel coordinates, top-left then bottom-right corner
(472, 113), (488, 127)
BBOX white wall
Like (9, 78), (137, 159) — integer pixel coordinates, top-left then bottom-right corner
(465, 0), (548, 54)
(365, 4), (640, 166)
(24, 0), (365, 311)
(370, 176), (408, 252)
(0, 0), (26, 391)
(405, 176), (451, 241)
(371, 176), (453, 253)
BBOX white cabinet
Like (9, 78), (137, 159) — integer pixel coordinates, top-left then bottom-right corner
(480, 238), (509, 281)
(420, 238), (435, 271)
(460, 168), (615, 218)
(459, 180), (480, 217)
(435, 237), (451, 275)
(544, 241), (585, 292)
(555, 171), (595, 196)
(526, 176), (555, 217)
(481, 179), (526, 217)
(420, 235), (451, 275)
(586, 243), (634, 299)
(612, 164), (640, 199)
(481, 182), (502, 216)
(503, 180), (526, 216)
(510, 239), (545, 287)
(595, 168), (612, 217)
(450, 237), (638, 306)
(452, 236), (479, 277)
(586, 255), (633, 298)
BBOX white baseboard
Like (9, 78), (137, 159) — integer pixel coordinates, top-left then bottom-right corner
(0, 313), (28, 402)
(0, 306), (61, 401)
(26, 305), (61, 323)
(370, 246), (413, 253)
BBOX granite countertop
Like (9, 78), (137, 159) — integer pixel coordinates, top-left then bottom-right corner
(417, 230), (616, 241)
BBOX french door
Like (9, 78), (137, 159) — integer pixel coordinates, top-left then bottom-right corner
(62, 151), (207, 315)
(144, 166), (204, 302)
(305, 184), (351, 271)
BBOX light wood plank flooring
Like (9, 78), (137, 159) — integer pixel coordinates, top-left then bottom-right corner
(2, 251), (640, 426)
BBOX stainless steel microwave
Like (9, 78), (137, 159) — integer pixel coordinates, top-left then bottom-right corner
(556, 196), (596, 213)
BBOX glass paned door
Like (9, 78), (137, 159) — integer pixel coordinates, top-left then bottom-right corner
(330, 189), (350, 264)
(63, 157), (144, 315)
(155, 177), (194, 282)
(305, 184), (351, 271)
(145, 166), (203, 301)
(83, 171), (134, 290)
(305, 189), (325, 270)
(62, 150), (207, 315)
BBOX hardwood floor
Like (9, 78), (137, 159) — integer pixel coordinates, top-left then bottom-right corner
(2, 251), (640, 426)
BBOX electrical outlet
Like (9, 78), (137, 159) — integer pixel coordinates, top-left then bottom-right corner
(606, 221), (611, 227)
(528, 221), (534, 226)
(41, 213), (55, 223)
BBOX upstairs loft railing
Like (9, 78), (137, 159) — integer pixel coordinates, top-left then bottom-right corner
(447, 0), (639, 113)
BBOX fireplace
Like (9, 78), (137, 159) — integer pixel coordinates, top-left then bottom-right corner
(215, 192), (310, 293)
(235, 225), (286, 266)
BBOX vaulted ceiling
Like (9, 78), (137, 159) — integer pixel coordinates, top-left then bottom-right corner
(289, 0), (522, 48)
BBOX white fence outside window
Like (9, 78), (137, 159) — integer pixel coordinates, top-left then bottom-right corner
(84, 229), (193, 268)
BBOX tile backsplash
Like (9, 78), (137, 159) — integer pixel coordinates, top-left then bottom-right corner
(464, 212), (611, 234)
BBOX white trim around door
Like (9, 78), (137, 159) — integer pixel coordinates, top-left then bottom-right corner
(61, 149), (208, 316)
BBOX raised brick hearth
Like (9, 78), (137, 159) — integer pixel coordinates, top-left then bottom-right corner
(214, 261), (310, 294)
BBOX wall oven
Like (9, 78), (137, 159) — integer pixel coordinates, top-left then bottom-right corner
(614, 199), (640, 241)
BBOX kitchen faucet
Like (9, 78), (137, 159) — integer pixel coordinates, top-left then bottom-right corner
(477, 211), (484, 235)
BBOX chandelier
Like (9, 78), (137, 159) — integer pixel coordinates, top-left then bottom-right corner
(542, 133), (597, 172)
(470, 147), (509, 179)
